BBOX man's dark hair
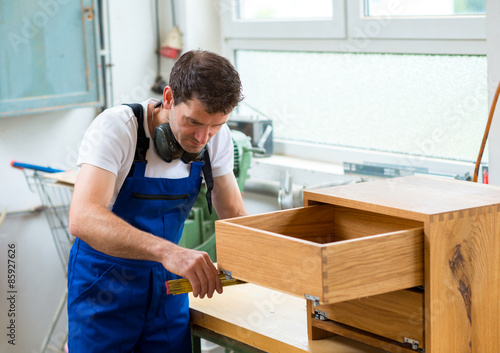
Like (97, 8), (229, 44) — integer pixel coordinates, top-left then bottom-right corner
(169, 49), (244, 115)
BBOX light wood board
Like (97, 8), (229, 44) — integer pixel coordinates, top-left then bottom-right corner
(189, 283), (388, 353)
(42, 170), (78, 186)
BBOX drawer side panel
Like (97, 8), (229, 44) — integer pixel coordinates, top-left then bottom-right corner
(216, 222), (324, 300)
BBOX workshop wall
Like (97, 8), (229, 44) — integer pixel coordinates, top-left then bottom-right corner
(0, 1), (223, 352)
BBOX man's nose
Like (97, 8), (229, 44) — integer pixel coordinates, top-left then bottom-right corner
(194, 126), (210, 145)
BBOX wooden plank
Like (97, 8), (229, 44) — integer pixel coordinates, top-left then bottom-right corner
(317, 290), (424, 347)
(189, 283), (388, 352)
(216, 221), (324, 300)
(304, 175), (500, 220)
(43, 170), (77, 186)
(322, 228), (424, 303)
(425, 206), (500, 352)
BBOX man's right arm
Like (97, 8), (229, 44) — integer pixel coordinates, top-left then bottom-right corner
(68, 163), (222, 298)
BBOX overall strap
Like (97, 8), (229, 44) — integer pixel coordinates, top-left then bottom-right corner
(201, 151), (214, 215)
(122, 103), (214, 214)
(123, 103), (150, 177)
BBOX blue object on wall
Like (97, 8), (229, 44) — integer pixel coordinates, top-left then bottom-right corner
(0, 0), (102, 117)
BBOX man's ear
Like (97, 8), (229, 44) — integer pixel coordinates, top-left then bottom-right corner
(163, 86), (174, 108)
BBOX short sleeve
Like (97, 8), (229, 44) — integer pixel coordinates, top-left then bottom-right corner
(206, 124), (234, 178)
(77, 106), (137, 177)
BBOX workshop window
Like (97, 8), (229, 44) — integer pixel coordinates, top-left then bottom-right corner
(223, 0), (487, 174)
(222, 0), (345, 39)
(236, 0), (334, 20)
(236, 50), (487, 163)
(365, 0), (486, 16)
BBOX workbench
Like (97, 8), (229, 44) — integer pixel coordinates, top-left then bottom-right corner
(189, 283), (387, 353)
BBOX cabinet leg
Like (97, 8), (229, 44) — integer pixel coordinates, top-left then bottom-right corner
(306, 299), (335, 340)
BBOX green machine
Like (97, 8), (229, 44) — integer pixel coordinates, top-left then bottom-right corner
(178, 130), (258, 261)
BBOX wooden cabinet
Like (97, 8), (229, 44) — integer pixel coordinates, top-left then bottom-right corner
(216, 175), (500, 352)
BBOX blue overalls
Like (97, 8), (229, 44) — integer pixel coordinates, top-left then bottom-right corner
(67, 103), (211, 352)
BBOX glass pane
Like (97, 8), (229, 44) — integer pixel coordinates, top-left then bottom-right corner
(236, 0), (333, 20)
(366, 0), (486, 16)
(235, 50), (487, 163)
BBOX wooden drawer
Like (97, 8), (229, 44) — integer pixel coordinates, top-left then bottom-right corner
(216, 204), (424, 304)
(310, 289), (424, 351)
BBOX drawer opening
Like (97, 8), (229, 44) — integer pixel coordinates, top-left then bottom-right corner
(224, 204), (424, 245)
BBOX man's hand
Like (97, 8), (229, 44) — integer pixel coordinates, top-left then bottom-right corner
(161, 246), (223, 298)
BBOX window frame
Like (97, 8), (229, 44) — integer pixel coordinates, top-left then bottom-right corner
(221, 0), (345, 39)
(221, 0), (487, 177)
(349, 1), (486, 41)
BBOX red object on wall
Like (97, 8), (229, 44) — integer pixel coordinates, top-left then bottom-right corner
(482, 166), (489, 184)
(160, 47), (180, 59)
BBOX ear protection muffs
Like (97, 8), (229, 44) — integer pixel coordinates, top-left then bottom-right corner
(152, 100), (206, 163)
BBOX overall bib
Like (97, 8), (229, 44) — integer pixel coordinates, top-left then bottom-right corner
(68, 104), (210, 353)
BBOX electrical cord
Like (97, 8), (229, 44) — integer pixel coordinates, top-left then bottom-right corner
(151, 0), (167, 94)
(171, 0), (176, 27)
(155, 0), (160, 75)
(473, 80), (500, 182)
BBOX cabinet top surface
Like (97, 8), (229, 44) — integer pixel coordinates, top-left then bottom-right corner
(304, 175), (500, 218)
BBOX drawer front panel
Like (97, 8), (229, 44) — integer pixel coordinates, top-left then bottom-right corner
(316, 289), (424, 347)
(216, 218), (325, 299)
(323, 228), (424, 303)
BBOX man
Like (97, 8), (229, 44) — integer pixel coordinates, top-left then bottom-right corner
(67, 50), (248, 352)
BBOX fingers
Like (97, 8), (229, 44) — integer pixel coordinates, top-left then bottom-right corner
(173, 249), (221, 299)
(195, 252), (222, 298)
(200, 257), (222, 298)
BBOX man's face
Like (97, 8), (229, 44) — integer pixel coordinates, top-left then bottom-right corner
(167, 98), (229, 154)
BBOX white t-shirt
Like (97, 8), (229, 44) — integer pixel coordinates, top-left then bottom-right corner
(77, 98), (234, 208)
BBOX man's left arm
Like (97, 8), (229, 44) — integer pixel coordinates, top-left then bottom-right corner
(212, 172), (249, 219)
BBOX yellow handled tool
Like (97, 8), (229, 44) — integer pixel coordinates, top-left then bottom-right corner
(166, 273), (245, 295)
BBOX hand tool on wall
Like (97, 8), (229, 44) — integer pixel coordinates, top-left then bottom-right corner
(473, 80), (500, 182)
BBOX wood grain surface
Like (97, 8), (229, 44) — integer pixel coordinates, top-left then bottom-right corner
(189, 283), (388, 353)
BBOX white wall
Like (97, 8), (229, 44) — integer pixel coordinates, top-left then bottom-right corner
(108, 0), (164, 106)
(179, 0), (222, 54)
(0, 106), (96, 353)
(108, 0), (222, 107)
(487, 0), (500, 185)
